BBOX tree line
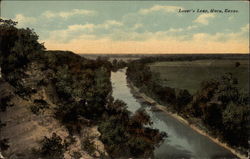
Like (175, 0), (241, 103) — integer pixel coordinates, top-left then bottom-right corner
(126, 58), (249, 154)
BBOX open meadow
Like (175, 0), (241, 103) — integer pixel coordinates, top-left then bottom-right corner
(149, 59), (249, 94)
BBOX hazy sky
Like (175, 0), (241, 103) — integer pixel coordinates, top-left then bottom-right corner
(1, 1), (249, 54)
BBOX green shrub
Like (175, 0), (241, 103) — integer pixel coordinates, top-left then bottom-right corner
(99, 102), (166, 158)
(30, 99), (48, 115)
(0, 120), (9, 151)
(0, 95), (13, 112)
(0, 138), (9, 151)
(38, 133), (67, 159)
(82, 136), (96, 155)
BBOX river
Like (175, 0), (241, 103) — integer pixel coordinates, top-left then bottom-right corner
(111, 69), (237, 159)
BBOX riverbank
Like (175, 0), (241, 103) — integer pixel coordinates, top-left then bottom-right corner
(127, 80), (247, 159)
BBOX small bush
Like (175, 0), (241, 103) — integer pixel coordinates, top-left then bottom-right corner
(0, 120), (9, 151)
(38, 133), (67, 159)
(235, 61), (240, 67)
(0, 95), (13, 112)
(0, 139), (9, 151)
(30, 99), (48, 115)
(72, 152), (82, 159)
(82, 135), (96, 155)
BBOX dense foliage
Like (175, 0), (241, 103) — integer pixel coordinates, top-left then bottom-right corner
(127, 59), (249, 152)
(188, 73), (249, 148)
(0, 18), (166, 158)
(98, 98), (166, 158)
(0, 19), (45, 86)
(111, 59), (127, 72)
(127, 61), (192, 112)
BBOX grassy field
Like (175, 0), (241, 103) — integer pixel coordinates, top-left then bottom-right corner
(149, 59), (249, 94)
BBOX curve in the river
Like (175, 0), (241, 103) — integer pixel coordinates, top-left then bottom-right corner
(111, 69), (237, 159)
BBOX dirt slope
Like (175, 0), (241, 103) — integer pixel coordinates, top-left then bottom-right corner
(0, 63), (107, 159)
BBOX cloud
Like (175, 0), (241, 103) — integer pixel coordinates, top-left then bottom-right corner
(192, 28), (248, 42)
(106, 29), (190, 41)
(187, 25), (198, 30)
(42, 9), (96, 19)
(68, 24), (95, 32)
(39, 5), (248, 54)
(46, 24), (96, 42)
(241, 24), (249, 32)
(45, 20), (248, 44)
(132, 23), (143, 30)
(13, 14), (36, 27)
(98, 20), (123, 29)
(167, 28), (184, 33)
(194, 13), (215, 25)
(139, 5), (183, 15)
(45, 20), (123, 42)
(43, 22), (249, 54)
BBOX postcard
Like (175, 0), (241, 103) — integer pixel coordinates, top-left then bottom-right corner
(0, 1), (249, 159)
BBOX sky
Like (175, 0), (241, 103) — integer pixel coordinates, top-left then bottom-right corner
(1, 1), (249, 54)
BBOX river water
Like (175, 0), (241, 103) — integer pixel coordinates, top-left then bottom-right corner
(111, 69), (237, 159)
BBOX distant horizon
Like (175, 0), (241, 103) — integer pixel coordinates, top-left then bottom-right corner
(47, 50), (249, 55)
(78, 53), (249, 55)
(46, 50), (249, 55)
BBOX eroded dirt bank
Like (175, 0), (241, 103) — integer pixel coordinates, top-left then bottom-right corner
(0, 63), (107, 159)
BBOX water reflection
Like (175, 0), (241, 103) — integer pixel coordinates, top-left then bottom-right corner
(111, 69), (141, 113)
(111, 69), (237, 159)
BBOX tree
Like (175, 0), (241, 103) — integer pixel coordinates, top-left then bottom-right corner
(0, 18), (45, 86)
(0, 19), (45, 63)
(99, 100), (166, 158)
(235, 61), (240, 67)
(175, 89), (192, 113)
(189, 73), (249, 149)
(112, 59), (117, 66)
(222, 102), (249, 147)
(130, 109), (152, 127)
(38, 133), (67, 159)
